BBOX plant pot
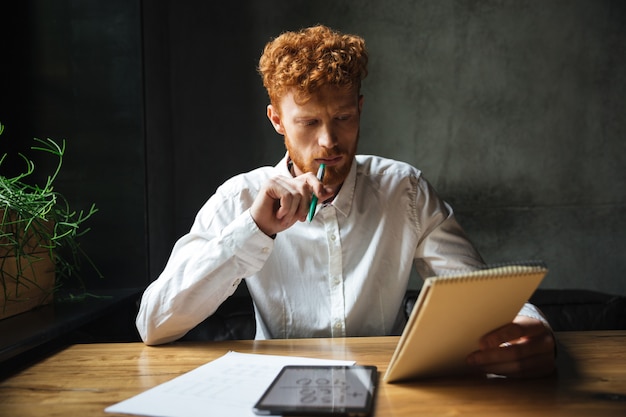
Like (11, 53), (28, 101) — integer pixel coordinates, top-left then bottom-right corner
(0, 132), (100, 313)
(0, 209), (54, 256)
(0, 209), (56, 319)
(0, 251), (55, 320)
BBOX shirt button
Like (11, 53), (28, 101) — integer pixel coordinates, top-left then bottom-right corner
(261, 247), (270, 254)
(330, 234), (336, 241)
(233, 278), (241, 287)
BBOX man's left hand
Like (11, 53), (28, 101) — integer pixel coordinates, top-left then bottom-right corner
(466, 315), (556, 378)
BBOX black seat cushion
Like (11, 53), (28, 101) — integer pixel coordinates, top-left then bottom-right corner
(529, 289), (626, 331)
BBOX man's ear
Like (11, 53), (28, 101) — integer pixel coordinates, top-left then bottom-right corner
(267, 104), (285, 135)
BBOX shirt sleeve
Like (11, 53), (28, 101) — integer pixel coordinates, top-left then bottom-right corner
(412, 175), (485, 278)
(411, 176), (551, 327)
(136, 207), (274, 345)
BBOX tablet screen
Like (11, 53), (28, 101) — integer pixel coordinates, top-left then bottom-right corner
(253, 365), (378, 416)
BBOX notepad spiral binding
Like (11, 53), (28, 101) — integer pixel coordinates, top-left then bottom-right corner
(477, 260), (547, 270)
(430, 260), (548, 283)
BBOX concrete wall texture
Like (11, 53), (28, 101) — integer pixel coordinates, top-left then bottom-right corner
(167, 1), (625, 295)
(345, 1), (626, 295)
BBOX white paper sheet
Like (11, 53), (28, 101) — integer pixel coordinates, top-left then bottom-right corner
(105, 351), (354, 417)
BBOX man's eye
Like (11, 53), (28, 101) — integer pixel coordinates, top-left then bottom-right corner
(302, 120), (317, 126)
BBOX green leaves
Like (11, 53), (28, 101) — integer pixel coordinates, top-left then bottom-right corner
(0, 122), (101, 297)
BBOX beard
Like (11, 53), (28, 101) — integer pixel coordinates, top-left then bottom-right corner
(285, 134), (358, 187)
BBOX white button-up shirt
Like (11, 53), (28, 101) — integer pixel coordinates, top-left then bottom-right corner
(137, 155), (535, 345)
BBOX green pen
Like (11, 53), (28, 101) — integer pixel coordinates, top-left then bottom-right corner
(307, 163), (326, 223)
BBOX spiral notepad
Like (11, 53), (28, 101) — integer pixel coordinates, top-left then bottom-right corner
(384, 262), (548, 382)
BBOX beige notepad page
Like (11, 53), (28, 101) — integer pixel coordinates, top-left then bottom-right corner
(384, 263), (547, 382)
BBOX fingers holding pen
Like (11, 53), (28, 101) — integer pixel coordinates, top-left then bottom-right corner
(250, 174), (330, 236)
(274, 181), (307, 223)
(273, 173), (326, 222)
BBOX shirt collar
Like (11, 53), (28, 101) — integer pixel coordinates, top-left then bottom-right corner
(331, 157), (356, 218)
(276, 153), (356, 218)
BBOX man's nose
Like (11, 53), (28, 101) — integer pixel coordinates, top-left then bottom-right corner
(318, 124), (337, 148)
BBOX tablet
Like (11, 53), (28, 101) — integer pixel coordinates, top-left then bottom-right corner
(253, 365), (378, 416)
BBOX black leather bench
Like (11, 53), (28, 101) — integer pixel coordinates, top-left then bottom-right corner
(183, 283), (626, 341)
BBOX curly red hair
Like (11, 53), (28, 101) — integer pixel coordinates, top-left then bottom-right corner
(258, 25), (368, 106)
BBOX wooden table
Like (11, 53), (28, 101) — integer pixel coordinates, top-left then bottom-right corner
(1, 331), (625, 416)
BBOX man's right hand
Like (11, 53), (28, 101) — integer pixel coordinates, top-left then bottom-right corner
(250, 173), (333, 236)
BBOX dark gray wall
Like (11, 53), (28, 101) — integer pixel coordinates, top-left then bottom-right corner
(153, 0), (626, 295)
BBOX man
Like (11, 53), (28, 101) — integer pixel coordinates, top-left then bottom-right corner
(137, 25), (555, 378)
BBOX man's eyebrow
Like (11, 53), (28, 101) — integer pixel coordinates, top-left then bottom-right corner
(293, 114), (316, 120)
(335, 101), (360, 111)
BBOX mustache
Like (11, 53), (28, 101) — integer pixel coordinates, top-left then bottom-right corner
(314, 147), (346, 159)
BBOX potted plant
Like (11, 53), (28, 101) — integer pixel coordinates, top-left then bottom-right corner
(0, 122), (100, 319)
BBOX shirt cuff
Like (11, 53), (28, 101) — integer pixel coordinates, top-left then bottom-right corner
(518, 302), (551, 328)
(219, 209), (275, 269)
